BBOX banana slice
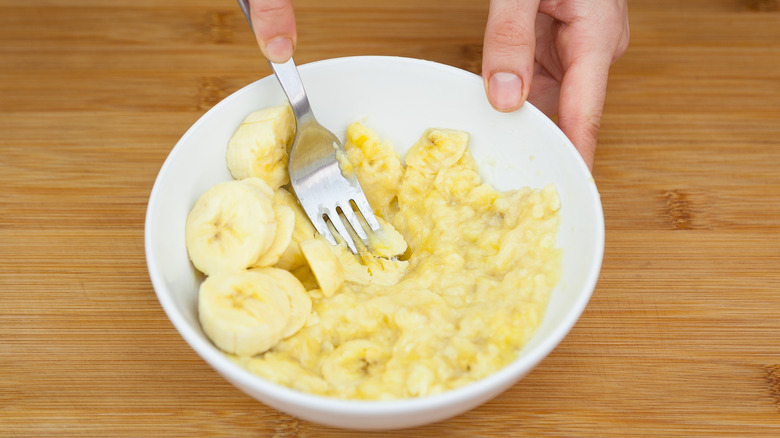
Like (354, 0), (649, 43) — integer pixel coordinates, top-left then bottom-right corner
(299, 238), (344, 297)
(273, 188), (318, 271)
(334, 246), (371, 285)
(364, 257), (409, 286)
(333, 241), (408, 287)
(253, 204), (295, 267)
(405, 128), (469, 175)
(289, 265), (320, 291)
(365, 216), (407, 259)
(249, 267), (312, 339)
(321, 339), (390, 388)
(198, 270), (290, 356)
(324, 216), (407, 286)
(225, 104), (295, 190)
(241, 176), (275, 199)
(185, 179), (277, 276)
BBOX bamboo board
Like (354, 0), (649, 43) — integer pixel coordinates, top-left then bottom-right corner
(1, 1), (779, 436)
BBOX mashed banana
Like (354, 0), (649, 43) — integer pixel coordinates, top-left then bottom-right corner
(222, 119), (562, 400)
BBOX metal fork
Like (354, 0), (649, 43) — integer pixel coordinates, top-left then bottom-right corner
(237, 0), (380, 253)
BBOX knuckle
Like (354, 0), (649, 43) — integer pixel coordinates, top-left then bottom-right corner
(611, 2), (631, 60)
(563, 113), (602, 147)
(253, 0), (291, 18)
(487, 19), (533, 52)
(611, 21), (630, 62)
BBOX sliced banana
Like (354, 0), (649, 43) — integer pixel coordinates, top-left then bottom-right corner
(364, 257), (409, 287)
(334, 241), (409, 287)
(226, 104), (295, 190)
(289, 265), (320, 291)
(249, 266), (312, 339)
(365, 216), (407, 259)
(253, 204), (295, 267)
(404, 128), (469, 175)
(198, 270), (290, 356)
(241, 176), (275, 199)
(273, 188), (318, 271)
(185, 178), (277, 276)
(320, 215), (408, 286)
(321, 339), (390, 388)
(299, 238), (344, 297)
(334, 246), (371, 285)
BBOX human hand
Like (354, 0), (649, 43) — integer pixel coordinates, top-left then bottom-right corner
(245, 0), (297, 63)
(482, 0), (630, 170)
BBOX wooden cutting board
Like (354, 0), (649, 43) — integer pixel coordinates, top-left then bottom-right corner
(1, 0), (779, 436)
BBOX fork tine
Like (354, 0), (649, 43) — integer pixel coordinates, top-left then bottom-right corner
(340, 202), (369, 241)
(351, 193), (381, 231)
(325, 208), (359, 253)
(310, 213), (338, 247)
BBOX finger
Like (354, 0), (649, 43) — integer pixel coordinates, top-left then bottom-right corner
(557, 53), (612, 171)
(528, 13), (562, 116)
(249, 0), (297, 63)
(482, 0), (541, 112)
(526, 63), (560, 117)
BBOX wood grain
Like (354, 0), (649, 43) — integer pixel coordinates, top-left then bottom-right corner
(1, 0), (779, 436)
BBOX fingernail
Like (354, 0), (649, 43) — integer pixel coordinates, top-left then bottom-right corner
(488, 72), (523, 111)
(265, 37), (294, 63)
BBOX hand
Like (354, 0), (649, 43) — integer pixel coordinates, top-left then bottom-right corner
(482, 0), (630, 170)
(246, 0), (297, 63)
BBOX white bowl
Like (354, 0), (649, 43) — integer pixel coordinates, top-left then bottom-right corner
(145, 56), (604, 430)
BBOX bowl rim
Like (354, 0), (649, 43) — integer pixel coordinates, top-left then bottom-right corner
(145, 55), (604, 416)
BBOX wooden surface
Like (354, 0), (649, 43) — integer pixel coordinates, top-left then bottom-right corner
(2, 0), (779, 436)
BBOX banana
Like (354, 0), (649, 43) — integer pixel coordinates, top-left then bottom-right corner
(404, 128), (469, 175)
(331, 248), (409, 288)
(241, 175), (275, 199)
(235, 353), (331, 395)
(365, 216), (407, 259)
(343, 122), (404, 215)
(334, 246), (371, 285)
(321, 215), (408, 286)
(299, 237), (345, 297)
(225, 104), (295, 190)
(364, 257), (409, 286)
(289, 265), (320, 291)
(198, 270), (290, 356)
(253, 204), (295, 267)
(320, 339), (390, 388)
(272, 188), (318, 271)
(185, 178), (277, 276)
(249, 266), (312, 339)
(333, 241), (409, 287)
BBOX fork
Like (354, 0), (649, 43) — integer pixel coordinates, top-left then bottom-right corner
(237, 0), (381, 253)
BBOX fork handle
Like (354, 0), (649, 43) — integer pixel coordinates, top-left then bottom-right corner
(235, 0), (314, 125)
(269, 59), (315, 125)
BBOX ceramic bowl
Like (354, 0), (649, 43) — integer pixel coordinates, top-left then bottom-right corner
(145, 56), (604, 430)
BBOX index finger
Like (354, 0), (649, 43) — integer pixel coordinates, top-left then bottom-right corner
(557, 52), (612, 171)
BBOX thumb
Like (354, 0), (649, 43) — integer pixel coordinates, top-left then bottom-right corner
(248, 0), (297, 63)
(482, 0), (541, 112)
